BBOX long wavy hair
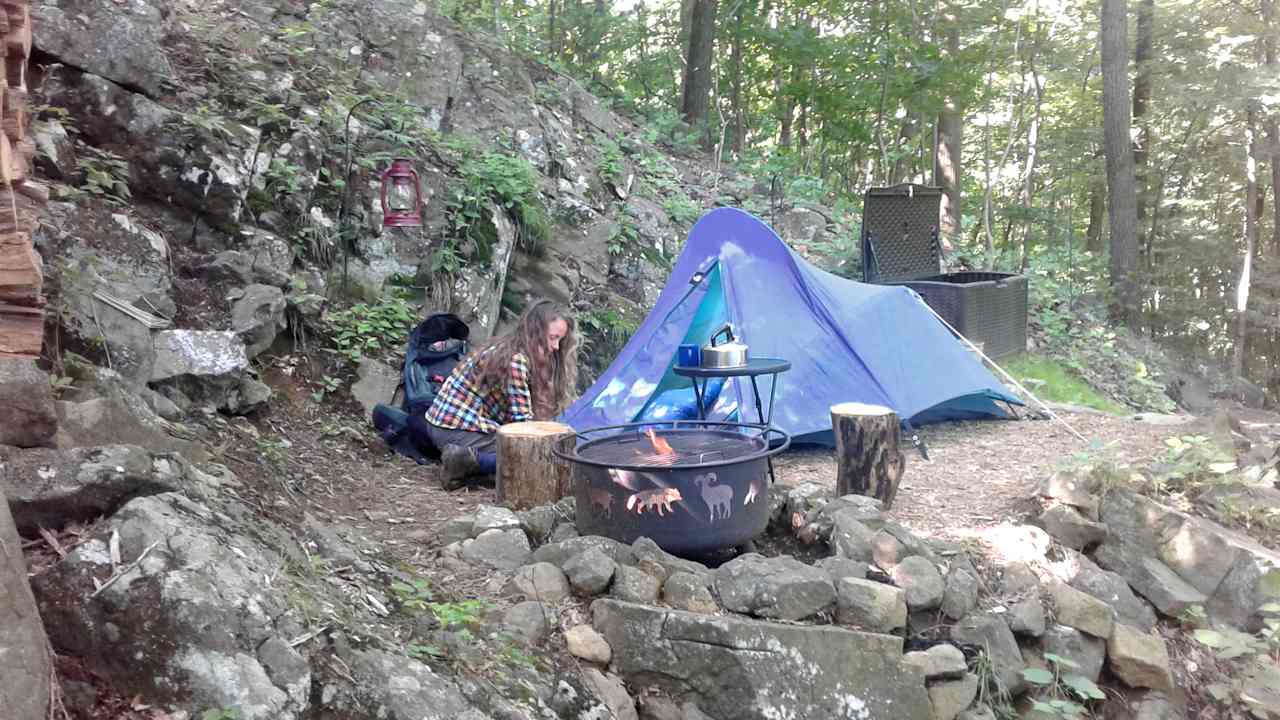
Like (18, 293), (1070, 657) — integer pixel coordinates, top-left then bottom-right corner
(470, 299), (578, 419)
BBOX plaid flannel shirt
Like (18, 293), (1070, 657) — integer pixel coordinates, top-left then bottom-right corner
(425, 349), (535, 433)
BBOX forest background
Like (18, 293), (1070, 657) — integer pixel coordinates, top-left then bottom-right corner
(436, 0), (1280, 396)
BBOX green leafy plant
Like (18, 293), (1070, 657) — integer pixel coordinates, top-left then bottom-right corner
(389, 578), (434, 614)
(447, 152), (550, 262)
(1191, 571), (1280, 717)
(310, 375), (342, 402)
(1020, 653), (1105, 719)
(427, 599), (490, 630)
(75, 145), (132, 204)
(324, 297), (416, 362)
(597, 137), (624, 184)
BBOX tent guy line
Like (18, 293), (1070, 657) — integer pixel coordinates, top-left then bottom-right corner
(916, 294), (1089, 444)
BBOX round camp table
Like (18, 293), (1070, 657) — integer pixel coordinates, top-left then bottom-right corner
(674, 357), (791, 484)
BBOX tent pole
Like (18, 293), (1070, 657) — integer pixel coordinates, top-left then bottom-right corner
(914, 296), (1089, 443)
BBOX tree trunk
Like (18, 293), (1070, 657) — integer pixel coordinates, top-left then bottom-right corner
(680, 0), (718, 141)
(830, 403), (904, 509)
(1086, 163), (1106, 253)
(729, 0), (745, 154)
(496, 421), (577, 510)
(1265, 0), (1280, 253)
(1133, 0), (1154, 264)
(1101, 0), (1141, 325)
(934, 16), (962, 244)
(1235, 108), (1261, 378)
(547, 0), (561, 57)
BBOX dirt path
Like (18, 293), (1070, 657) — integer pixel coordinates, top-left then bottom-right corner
(774, 410), (1187, 542)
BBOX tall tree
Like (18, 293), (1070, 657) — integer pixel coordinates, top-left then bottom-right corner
(680, 0), (718, 144)
(1101, 0), (1141, 323)
(934, 9), (962, 244)
(1235, 107), (1261, 376)
(1133, 0), (1154, 263)
(1264, 0), (1280, 253)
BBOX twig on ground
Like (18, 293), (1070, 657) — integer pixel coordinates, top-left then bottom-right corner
(38, 527), (66, 559)
(90, 541), (161, 598)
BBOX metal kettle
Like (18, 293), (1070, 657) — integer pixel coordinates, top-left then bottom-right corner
(701, 323), (750, 369)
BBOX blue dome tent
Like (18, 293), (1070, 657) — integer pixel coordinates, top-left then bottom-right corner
(561, 208), (1021, 443)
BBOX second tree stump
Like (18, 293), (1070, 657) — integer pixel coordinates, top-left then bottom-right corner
(830, 402), (905, 509)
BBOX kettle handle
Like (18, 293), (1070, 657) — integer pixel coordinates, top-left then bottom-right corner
(709, 322), (736, 347)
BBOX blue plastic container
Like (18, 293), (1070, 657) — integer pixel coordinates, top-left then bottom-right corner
(677, 344), (701, 367)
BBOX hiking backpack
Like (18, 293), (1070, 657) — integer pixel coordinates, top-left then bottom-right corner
(401, 312), (472, 415)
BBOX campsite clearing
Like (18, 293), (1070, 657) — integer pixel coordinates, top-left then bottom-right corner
(775, 410), (1185, 543)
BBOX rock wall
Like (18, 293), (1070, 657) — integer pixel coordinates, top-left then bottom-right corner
(0, 492), (51, 720)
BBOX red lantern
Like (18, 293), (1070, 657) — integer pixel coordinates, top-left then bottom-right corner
(380, 158), (423, 227)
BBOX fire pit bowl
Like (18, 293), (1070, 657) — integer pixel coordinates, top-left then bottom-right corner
(554, 421), (790, 556)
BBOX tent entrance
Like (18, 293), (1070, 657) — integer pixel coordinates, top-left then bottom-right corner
(633, 264), (743, 424)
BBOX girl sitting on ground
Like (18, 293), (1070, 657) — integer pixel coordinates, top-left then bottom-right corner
(413, 299), (577, 489)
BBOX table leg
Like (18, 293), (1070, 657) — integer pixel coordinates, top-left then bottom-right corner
(691, 378), (707, 420)
(749, 375), (778, 485)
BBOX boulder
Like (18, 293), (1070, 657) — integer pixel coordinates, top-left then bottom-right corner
(0, 359), (57, 448)
(1038, 504), (1106, 550)
(579, 668), (638, 720)
(0, 496), (51, 720)
(460, 529), (532, 571)
(929, 674), (980, 720)
(501, 601), (556, 645)
(835, 577), (907, 633)
(1106, 624), (1173, 691)
(503, 562), (571, 604)
(1006, 596), (1047, 638)
(1065, 550), (1158, 632)
(1048, 581), (1114, 639)
(1093, 544), (1207, 618)
(941, 561), (981, 621)
(350, 358), (401, 419)
(150, 330), (268, 414)
(55, 361), (206, 459)
(830, 512), (878, 561)
(473, 504), (522, 534)
(892, 555), (945, 611)
(37, 202), (173, 385)
(565, 624), (612, 665)
(816, 556), (869, 583)
(34, 0), (175, 95)
(231, 284), (287, 358)
(662, 572), (718, 615)
(592, 599), (932, 720)
(713, 553), (836, 621)
(950, 614), (1025, 697)
(31, 492), (311, 718)
(33, 118), (78, 180)
(1036, 471), (1099, 519)
(632, 536), (709, 577)
(872, 523), (938, 569)
(563, 546), (617, 595)
(611, 565), (661, 604)
(532, 535), (636, 568)
(1042, 625), (1106, 682)
(901, 644), (968, 680)
(315, 645), (490, 719)
(0, 444), (233, 534)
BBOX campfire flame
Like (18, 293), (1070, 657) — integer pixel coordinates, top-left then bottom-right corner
(645, 428), (675, 456)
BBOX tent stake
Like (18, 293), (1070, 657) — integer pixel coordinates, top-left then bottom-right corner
(914, 295), (1089, 443)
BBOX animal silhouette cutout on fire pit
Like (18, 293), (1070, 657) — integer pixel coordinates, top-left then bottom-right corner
(693, 472), (734, 523)
(588, 487), (615, 518)
(625, 487), (683, 516)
